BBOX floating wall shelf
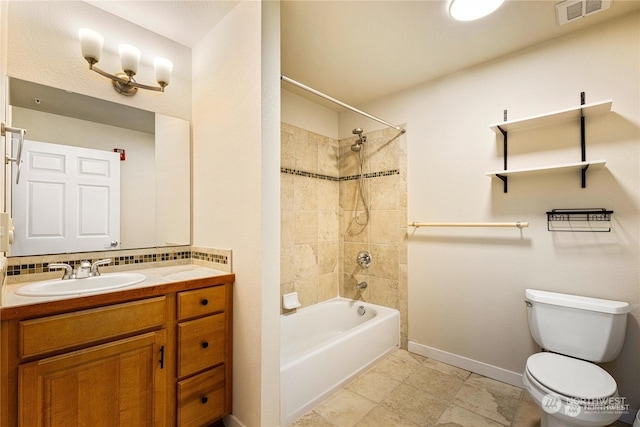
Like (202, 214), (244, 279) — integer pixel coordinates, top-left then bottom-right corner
(487, 93), (612, 192)
(488, 100), (612, 134)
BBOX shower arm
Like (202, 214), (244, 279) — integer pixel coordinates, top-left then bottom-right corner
(281, 75), (406, 134)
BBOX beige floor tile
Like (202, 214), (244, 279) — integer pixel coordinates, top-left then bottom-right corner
(346, 370), (402, 402)
(422, 359), (471, 381)
(289, 411), (336, 427)
(436, 404), (507, 427)
(314, 389), (377, 427)
(381, 383), (450, 427)
(372, 353), (421, 382)
(453, 383), (520, 426)
(521, 391), (536, 405)
(393, 348), (428, 364)
(465, 374), (523, 400)
(511, 401), (541, 427)
(405, 365), (466, 400)
(355, 405), (421, 427)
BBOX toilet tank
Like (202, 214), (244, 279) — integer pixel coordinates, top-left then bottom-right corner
(525, 289), (629, 362)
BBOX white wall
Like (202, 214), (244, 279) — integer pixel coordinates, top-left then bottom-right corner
(281, 88), (339, 139)
(6, 1), (191, 120)
(340, 13), (640, 412)
(192, 1), (280, 425)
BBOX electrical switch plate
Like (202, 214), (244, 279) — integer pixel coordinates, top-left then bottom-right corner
(0, 212), (14, 251)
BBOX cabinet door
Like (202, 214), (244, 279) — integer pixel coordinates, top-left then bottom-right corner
(18, 330), (166, 427)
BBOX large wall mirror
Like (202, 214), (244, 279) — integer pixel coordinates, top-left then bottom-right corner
(6, 78), (191, 256)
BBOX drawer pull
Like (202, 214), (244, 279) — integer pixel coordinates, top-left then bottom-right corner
(201, 396), (209, 404)
(201, 299), (209, 306)
(201, 341), (209, 349)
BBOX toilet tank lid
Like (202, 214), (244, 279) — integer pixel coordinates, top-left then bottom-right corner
(525, 289), (630, 314)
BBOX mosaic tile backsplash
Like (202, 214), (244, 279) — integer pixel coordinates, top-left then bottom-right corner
(5, 246), (231, 284)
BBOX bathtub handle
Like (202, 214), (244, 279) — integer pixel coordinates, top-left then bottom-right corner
(201, 299), (209, 306)
(201, 341), (209, 349)
(201, 396), (209, 404)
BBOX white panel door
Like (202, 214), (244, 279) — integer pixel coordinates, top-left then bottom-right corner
(11, 140), (120, 256)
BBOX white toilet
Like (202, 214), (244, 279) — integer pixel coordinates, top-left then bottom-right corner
(523, 289), (630, 427)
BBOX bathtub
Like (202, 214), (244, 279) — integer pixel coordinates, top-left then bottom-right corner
(280, 297), (400, 426)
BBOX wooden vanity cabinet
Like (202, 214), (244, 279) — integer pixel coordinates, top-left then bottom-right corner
(0, 276), (233, 427)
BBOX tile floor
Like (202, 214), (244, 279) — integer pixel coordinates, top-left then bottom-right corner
(289, 349), (629, 427)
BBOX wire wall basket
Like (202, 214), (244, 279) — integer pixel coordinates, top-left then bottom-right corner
(546, 208), (613, 232)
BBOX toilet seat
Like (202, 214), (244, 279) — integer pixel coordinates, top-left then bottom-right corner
(526, 353), (617, 400)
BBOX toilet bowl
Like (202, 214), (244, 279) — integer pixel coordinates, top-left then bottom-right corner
(523, 353), (622, 427)
(524, 289), (630, 427)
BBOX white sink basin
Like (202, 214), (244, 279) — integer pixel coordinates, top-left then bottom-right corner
(16, 273), (147, 297)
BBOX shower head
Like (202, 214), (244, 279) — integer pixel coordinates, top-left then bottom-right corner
(351, 128), (366, 152)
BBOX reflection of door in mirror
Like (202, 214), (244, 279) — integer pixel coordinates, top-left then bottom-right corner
(11, 140), (120, 256)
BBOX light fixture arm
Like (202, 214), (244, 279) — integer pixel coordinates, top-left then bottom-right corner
(87, 62), (166, 96)
(79, 28), (172, 96)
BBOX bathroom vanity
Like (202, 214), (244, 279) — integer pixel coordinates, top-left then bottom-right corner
(0, 266), (234, 427)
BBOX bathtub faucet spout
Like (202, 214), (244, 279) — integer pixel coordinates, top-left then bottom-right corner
(356, 281), (368, 290)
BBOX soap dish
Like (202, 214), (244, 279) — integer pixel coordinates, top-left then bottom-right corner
(282, 292), (301, 310)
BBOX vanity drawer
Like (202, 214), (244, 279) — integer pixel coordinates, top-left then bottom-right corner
(19, 296), (166, 359)
(177, 365), (226, 427)
(177, 285), (226, 320)
(178, 313), (226, 378)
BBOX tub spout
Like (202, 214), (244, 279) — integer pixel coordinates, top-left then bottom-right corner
(356, 281), (368, 290)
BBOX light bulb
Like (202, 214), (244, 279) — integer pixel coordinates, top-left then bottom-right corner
(154, 57), (173, 87)
(119, 44), (141, 76)
(449, 0), (505, 21)
(79, 28), (103, 64)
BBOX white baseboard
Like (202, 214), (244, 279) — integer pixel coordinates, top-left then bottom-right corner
(408, 341), (524, 389)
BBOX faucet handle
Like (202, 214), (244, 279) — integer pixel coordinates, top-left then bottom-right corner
(49, 263), (73, 279)
(90, 258), (111, 276)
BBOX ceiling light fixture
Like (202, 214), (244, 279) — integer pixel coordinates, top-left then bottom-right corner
(448, 0), (505, 21)
(79, 28), (173, 96)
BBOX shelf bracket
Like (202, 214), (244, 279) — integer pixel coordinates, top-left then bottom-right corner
(581, 163), (589, 188)
(580, 92), (587, 188)
(497, 121), (508, 193)
(496, 174), (508, 193)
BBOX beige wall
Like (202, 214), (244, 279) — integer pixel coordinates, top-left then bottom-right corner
(192, 1), (280, 426)
(339, 127), (408, 347)
(281, 122), (341, 309)
(340, 12), (640, 413)
(280, 117), (409, 346)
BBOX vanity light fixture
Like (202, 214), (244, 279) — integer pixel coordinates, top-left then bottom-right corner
(79, 28), (173, 96)
(448, 0), (505, 21)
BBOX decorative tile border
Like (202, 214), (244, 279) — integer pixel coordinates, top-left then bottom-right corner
(281, 167), (399, 182)
(5, 246), (231, 283)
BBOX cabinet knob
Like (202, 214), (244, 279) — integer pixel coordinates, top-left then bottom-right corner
(201, 341), (209, 349)
(201, 396), (208, 404)
(201, 299), (209, 306)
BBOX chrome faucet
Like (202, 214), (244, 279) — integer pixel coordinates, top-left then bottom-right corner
(90, 259), (111, 276)
(48, 259), (111, 280)
(75, 261), (92, 278)
(356, 281), (368, 290)
(49, 263), (74, 279)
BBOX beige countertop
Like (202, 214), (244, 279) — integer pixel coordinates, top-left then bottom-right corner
(2, 264), (232, 310)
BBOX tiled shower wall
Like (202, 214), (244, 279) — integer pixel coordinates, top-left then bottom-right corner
(281, 123), (408, 347)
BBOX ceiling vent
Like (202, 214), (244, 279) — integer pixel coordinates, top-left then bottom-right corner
(555, 0), (611, 25)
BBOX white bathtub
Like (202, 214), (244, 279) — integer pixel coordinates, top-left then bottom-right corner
(280, 297), (400, 426)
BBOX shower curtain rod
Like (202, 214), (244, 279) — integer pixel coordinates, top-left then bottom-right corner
(281, 75), (406, 134)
